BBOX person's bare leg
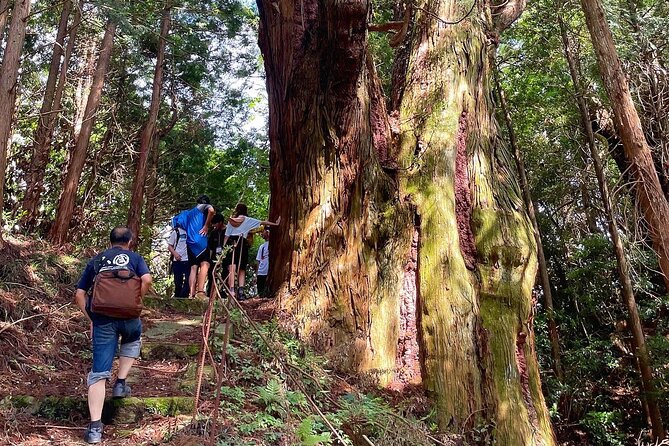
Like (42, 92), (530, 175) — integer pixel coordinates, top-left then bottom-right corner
(238, 269), (246, 287)
(117, 356), (135, 379)
(88, 380), (106, 422)
(227, 264), (236, 295)
(197, 262), (210, 294)
(189, 265), (197, 297)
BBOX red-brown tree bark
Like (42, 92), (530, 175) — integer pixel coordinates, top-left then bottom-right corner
(0, 0), (31, 245)
(581, 0), (669, 295)
(127, 5), (171, 245)
(49, 20), (117, 245)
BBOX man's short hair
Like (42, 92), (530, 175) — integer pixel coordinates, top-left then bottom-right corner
(110, 226), (133, 245)
(196, 194), (210, 204)
(212, 214), (225, 225)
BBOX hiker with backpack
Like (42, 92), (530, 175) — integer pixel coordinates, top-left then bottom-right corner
(167, 226), (189, 298)
(223, 203), (280, 300)
(74, 226), (152, 444)
(171, 194), (216, 299)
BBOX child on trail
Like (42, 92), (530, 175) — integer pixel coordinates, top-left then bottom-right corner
(255, 228), (270, 298)
(74, 227), (152, 444)
(166, 226), (189, 298)
(223, 203), (280, 300)
(172, 195), (216, 299)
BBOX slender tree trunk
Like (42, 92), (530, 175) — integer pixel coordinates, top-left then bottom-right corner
(559, 14), (666, 440)
(49, 20), (117, 245)
(580, 0), (669, 294)
(494, 67), (565, 383)
(73, 38), (97, 142)
(127, 5), (171, 245)
(143, 137), (160, 231)
(0, 0), (30, 245)
(22, 0), (81, 229)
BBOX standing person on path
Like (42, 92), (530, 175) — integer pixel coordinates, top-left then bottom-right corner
(74, 226), (152, 444)
(206, 213), (226, 296)
(167, 226), (189, 298)
(223, 203), (280, 300)
(255, 228), (270, 298)
(172, 194), (216, 298)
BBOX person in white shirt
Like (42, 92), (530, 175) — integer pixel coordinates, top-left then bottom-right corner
(166, 227), (189, 298)
(223, 203), (280, 300)
(255, 229), (270, 298)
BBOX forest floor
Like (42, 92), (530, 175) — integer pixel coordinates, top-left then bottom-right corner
(0, 235), (445, 446)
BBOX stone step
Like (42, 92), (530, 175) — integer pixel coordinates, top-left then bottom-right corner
(143, 296), (208, 315)
(2, 395), (195, 424)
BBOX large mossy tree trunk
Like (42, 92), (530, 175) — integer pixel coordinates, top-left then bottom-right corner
(394, 2), (554, 442)
(258, 0), (555, 442)
(257, 0), (412, 384)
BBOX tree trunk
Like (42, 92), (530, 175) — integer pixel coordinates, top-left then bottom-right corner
(580, 0), (669, 294)
(73, 38), (97, 142)
(127, 5), (171, 245)
(49, 20), (117, 245)
(259, 0), (413, 384)
(258, 0), (555, 442)
(393, 2), (554, 442)
(22, 0), (80, 229)
(559, 14), (666, 440)
(0, 0), (30, 245)
(494, 67), (564, 383)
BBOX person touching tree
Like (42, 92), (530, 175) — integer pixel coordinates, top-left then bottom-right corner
(223, 203), (280, 300)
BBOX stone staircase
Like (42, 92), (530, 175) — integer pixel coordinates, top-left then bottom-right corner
(1, 296), (219, 444)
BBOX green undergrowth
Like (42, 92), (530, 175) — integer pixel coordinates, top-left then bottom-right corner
(208, 310), (450, 446)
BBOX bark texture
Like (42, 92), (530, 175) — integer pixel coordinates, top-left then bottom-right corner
(394, 2), (554, 442)
(258, 0), (413, 384)
(49, 20), (117, 245)
(580, 0), (669, 294)
(494, 68), (564, 383)
(258, 0), (555, 442)
(0, 0), (31, 244)
(127, 5), (171, 246)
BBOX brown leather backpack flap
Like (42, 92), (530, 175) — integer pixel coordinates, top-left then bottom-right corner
(91, 270), (143, 319)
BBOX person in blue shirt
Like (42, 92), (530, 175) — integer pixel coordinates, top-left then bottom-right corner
(74, 226), (152, 444)
(171, 195), (216, 298)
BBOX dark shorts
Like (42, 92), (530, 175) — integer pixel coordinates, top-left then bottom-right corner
(224, 236), (249, 270)
(187, 246), (211, 267)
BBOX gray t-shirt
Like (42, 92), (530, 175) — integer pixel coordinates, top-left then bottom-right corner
(167, 228), (188, 260)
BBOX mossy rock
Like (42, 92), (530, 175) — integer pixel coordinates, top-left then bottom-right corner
(2, 395), (194, 424)
(141, 341), (201, 359)
(178, 364), (215, 392)
(143, 297), (208, 314)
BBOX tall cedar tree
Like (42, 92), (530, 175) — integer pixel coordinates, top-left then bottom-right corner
(580, 0), (669, 294)
(49, 20), (117, 244)
(0, 0), (31, 245)
(257, 0), (556, 442)
(127, 4), (172, 244)
(23, 0), (81, 228)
